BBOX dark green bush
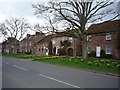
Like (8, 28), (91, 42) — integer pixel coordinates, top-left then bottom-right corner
(88, 51), (96, 57)
(58, 48), (66, 55)
(87, 61), (92, 65)
(100, 50), (113, 59)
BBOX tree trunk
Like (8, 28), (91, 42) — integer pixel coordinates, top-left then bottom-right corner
(81, 35), (87, 59)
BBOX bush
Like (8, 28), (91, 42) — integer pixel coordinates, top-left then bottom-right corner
(116, 64), (120, 69)
(94, 60), (99, 63)
(100, 50), (113, 59)
(111, 62), (118, 66)
(88, 51), (96, 57)
(106, 64), (111, 68)
(75, 60), (79, 63)
(100, 60), (105, 64)
(95, 63), (100, 66)
(87, 61), (92, 65)
(104, 54), (113, 59)
(58, 48), (66, 55)
(81, 59), (84, 62)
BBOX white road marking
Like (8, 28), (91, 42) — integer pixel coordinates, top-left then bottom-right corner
(2, 62), (8, 64)
(13, 65), (28, 71)
(39, 73), (81, 88)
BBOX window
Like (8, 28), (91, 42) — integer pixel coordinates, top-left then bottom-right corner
(51, 38), (56, 44)
(25, 49), (27, 52)
(87, 35), (91, 41)
(26, 42), (28, 46)
(29, 41), (32, 46)
(106, 46), (112, 54)
(106, 33), (112, 40)
(69, 37), (73, 43)
(20, 44), (22, 47)
(87, 47), (91, 54)
(61, 37), (65, 42)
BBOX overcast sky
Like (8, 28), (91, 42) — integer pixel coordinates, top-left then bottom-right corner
(0, 0), (120, 43)
(0, 0), (119, 24)
(0, 0), (49, 42)
(0, 0), (49, 24)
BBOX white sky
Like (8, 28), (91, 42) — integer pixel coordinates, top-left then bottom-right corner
(0, 0), (120, 43)
(0, 0), (49, 42)
(0, 0), (48, 24)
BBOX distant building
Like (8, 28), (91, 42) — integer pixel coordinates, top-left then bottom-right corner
(19, 32), (46, 54)
(87, 19), (120, 59)
(2, 37), (19, 54)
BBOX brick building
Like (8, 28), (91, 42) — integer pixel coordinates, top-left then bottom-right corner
(2, 37), (19, 54)
(19, 32), (45, 54)
(87, 19), (120, 59)
(34, 34), (53, 55)
(34, 29), (82, 56)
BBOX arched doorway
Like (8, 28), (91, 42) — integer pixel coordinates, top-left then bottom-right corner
(68, 48), (73, 56)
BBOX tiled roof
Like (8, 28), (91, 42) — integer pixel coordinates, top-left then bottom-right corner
(55, 29), (79, 37)
(34, 29), (79, 45)
(87, 19), (120, 34)
(34, 34), (53, 45)
(20, 32), (45, 42)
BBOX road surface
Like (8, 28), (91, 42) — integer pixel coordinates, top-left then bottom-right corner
(2, 57), (119, 89)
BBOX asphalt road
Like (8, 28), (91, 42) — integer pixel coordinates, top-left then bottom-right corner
(2, 57), (119, 88)
(0, 57), (2, 90)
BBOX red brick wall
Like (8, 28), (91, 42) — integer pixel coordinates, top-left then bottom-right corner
(87, 32), (119, 59)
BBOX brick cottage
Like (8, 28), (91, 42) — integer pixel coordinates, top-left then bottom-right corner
(87, 19), (120, 59)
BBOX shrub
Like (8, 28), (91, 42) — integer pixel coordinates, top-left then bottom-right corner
(104, 60), (110, 63)
(81, 59), (84, 62)
(100, 60), (105, 64)
(75, 60), (79, 63)
(87, 61), (92, 65)
(104, 54), (113, 59)
(116, 64), (120, 69)
(94, 60), (99, 63)
(58, 48), (66, 55)
(100, 50), (113, 59)
(88, 51), (96, 57)
(106, 64), (111, 68)
(100, 50), (105, 58)
(111, 62), (118, 66)
(69, 58), (72, 62)
(95, 63), (100, 66)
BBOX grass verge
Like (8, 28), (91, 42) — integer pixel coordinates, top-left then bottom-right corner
(2, 53), (120, 75)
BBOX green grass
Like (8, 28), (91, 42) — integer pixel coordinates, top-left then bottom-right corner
(2, 53), (120, 75)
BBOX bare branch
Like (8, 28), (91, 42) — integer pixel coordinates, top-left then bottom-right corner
(0, 17), (29, 41)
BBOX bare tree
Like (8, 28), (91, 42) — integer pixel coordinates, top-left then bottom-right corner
(32, 0), (119, 59)
(0, 17), (30, 41)
(33, 3), (61, 34)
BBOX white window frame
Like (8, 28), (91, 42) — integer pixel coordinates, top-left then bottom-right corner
(29, 41), (32, 46)
(87, 35), (91, 41)
(69, 37), (73, 43)
(52, 38), (56, 44)
(20, 44), (22, 47)
(106, 33), (112, 40)
(105, 46), (112, 54)
(26, 42), (28, 46)
(87, 47), (91, 54)
(62, 37), (65, 42)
